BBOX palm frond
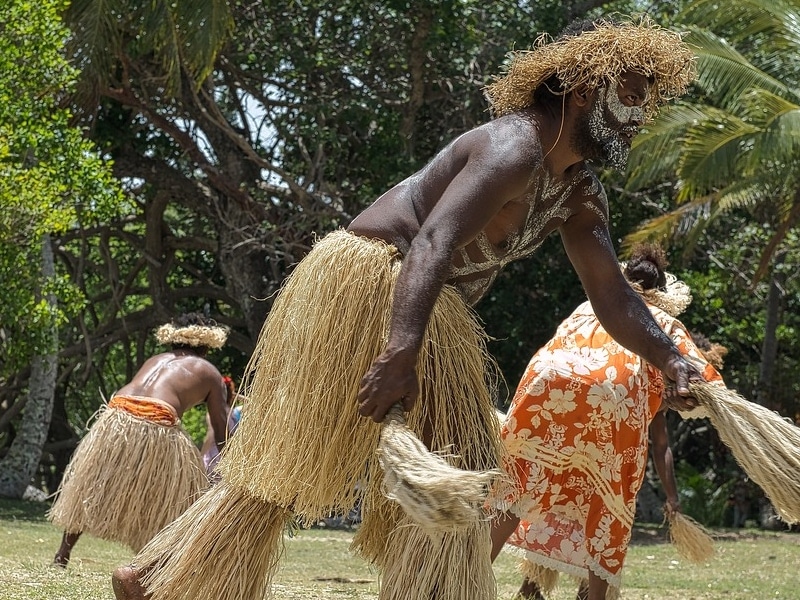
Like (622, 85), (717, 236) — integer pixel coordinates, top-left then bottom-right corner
(676, 112), (759, 201)
(627, 104), (713, 190)
(65, 0), (122, 84)
(685, 28), (796, 109)
(621, 198), (712, 252)
(738, 90), (800, 170)
(681, 0), (800, 52)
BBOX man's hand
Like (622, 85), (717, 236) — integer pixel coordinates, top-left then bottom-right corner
(357, 347), (419, 423)
(662, 354), (704, 411)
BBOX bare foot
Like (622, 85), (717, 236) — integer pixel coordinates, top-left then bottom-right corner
(52, 553), (69, 568)
(112, 565), (149, 600)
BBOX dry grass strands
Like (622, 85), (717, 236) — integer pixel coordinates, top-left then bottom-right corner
(137, 482), (291, 600)
(223, 231), (503, 531)
(668, 511), (715, 563)
(485, 15), (696, 120)
(376, 517), (495, 600)
(221, 231), (397, 522)
(155, 322), (229, 349)
(689, 382), (800, 524)
(518, 559), (560, 595)
(379, 405), (499, 531)
(47, 407), (207, 552)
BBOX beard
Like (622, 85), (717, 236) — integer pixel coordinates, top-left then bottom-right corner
(571, 93), (632, 171)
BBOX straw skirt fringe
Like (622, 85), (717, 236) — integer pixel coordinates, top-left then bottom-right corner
(47, 406), (207, 552)
(222, 230), (502, 525)
(137, 481), (290, 600)
(139, 230), (503, 600)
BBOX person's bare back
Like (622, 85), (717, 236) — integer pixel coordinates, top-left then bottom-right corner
(117, 350), (225, 418)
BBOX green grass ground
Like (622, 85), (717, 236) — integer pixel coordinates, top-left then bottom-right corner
(2, 498), (798, 599)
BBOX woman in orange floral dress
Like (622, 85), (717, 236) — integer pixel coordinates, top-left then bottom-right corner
(489, 245), (723, 600)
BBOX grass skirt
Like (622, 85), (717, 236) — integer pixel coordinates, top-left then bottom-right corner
(139, 230), (503, 600)
(47, 405), (207, 552)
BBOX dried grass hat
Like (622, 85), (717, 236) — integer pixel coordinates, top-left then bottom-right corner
(626, 270), (693, 317)
(484, 15), (696, 120)
(155, 313), (229, 350)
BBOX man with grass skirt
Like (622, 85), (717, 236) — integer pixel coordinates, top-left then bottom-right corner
(113, 16), (706, 600)
(48, 312), (231, 567)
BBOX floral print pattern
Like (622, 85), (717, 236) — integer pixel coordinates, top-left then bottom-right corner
(493, 300), (722, 586)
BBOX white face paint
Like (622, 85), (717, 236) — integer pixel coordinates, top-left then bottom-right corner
(605, 86), (646, 124)
(586, 86), (642, 171)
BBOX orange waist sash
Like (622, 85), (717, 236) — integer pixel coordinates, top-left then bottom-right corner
(108, 395), (179, 427)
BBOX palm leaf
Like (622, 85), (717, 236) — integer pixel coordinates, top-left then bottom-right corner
(681, 0), (800, 51)
(676, 111), (759, 201)
(685, 28), (796, 109)
(627, 104), (712, 190)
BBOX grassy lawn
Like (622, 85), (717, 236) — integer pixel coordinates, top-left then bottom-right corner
(1, 498), (798, 599)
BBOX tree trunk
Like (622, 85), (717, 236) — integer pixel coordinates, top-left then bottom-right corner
(0, 235), (58, 498)
(756, 250), (786, 406)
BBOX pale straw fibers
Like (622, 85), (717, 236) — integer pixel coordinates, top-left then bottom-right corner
(689, 381), (800, 524)
(667, 510), (715, 563)
(137, 230), (504, 600)
(47, 406), (207, 552)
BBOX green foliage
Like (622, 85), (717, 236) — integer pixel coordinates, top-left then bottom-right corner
(675, 462), (733, 526)
(0, 0), (123, 374)
(181, 404), (208, 447)
(676, 217), (800, 418)
(626, 0), (800, 259)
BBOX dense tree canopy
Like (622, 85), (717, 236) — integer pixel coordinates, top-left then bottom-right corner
(0, 0), (796, 523)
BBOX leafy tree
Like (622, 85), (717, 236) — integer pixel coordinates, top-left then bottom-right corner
(0, 0), (122, 497)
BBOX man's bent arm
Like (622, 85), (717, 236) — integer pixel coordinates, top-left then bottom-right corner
(560, 210), (699, 402)
(357, 130), (535, 422)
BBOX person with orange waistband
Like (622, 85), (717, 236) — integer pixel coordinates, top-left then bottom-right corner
(48, 312), (231, 567)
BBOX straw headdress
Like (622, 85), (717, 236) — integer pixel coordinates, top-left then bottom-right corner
(485, 15), (696, 119)
(627, 270), (692, 317)
(155, 317), (229, 349)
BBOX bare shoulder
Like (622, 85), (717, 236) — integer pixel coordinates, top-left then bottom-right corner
(449, 112), (543, 170)
(172, 353), (222, 384)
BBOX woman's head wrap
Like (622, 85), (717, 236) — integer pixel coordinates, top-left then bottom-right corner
(484, 15), (696, 120)
(155, 313), (230, 350)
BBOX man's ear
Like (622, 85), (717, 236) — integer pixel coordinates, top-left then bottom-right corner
(572, 85), (593, 108)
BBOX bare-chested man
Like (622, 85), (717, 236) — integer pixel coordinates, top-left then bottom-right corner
(112, 17), (701, 600)
(48, 312), (230, 567)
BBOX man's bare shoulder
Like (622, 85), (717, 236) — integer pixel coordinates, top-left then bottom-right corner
(452, 112), (543, 166)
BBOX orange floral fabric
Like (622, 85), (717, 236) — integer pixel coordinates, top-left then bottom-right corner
(108, 395), (179, 427)
(493, 300), (722, 586)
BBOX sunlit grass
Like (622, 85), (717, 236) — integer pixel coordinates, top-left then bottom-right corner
(1, 498), (798, 599)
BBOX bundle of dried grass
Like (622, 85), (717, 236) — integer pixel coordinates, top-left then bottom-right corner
(376, 515), (495, 600)
(137, 482), (291, 600)
(379, 405), (499, 531)
(689, 382), (800, 524)
(668, 510), (715, 563)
